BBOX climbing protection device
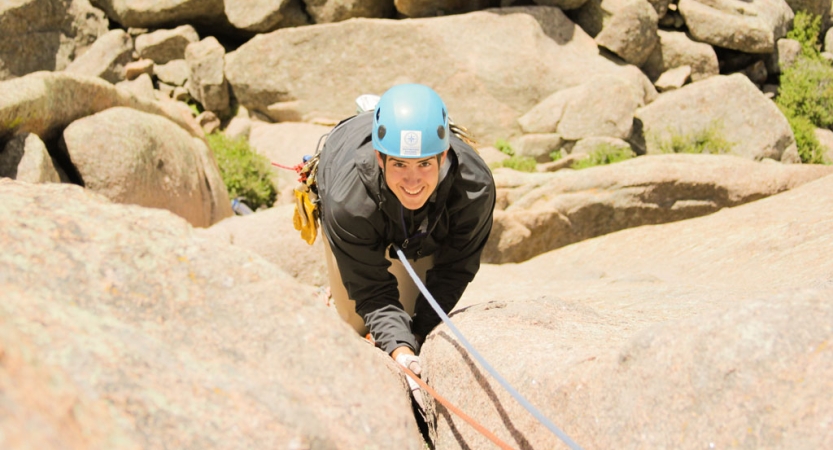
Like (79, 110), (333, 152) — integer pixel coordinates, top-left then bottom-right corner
(393, 245), (584, 450)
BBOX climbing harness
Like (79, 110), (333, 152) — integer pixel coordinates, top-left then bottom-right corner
(272, 133), (327, 245)
(393, 245), (584, 450)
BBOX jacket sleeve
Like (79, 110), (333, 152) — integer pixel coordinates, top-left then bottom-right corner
(411, 156), (496, 338)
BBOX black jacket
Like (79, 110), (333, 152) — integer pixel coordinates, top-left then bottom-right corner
(317, 112), (496, 354)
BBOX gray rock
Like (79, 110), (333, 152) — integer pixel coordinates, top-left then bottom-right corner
(678, 0), (793, 53)
(60, 107), (231, 227)
(512, 133), (564, 163)
(135, 25), (200, 65)
(303, 0), (394, 23)
(570, 136), (633, 155)
(532, 0), (590, 10)
(186, 37), (230, 118)
(635, 74), (796, 161)
(569, 0), (659, 66)
(654, 65), (691, 91)
(225, 7), (654, 146)
(815, 127), (833, 164)
(0, 179), (423, 450)
(518, 74), (642, 141)
(154, 59), (190, 86)
(124, 59), (154, 80)
(766, 38), (802, 75)
(0, 0), (108, 81)
(225, 0), (309, 32)
(394, 0), (493, 18)
(484, 154), (833, 263)
(89, 0), (225, 29)
(0, 133), (61, 183)
(642, 29), (719, 82)
(63, 28), (133, 83)
(199, 203), (329, 287)
(115, 72), (156, 101)
(248, 121), (333, 203)
(445, 173), (833, 448)
(0, 71), (204, 146)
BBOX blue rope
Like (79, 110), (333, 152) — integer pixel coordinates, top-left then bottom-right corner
(394, 246), (583, 450)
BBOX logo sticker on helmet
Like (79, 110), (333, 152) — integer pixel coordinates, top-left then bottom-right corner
(400, 130), (422, 157)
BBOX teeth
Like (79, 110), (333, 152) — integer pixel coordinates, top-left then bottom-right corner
(404, 187), (423, 195)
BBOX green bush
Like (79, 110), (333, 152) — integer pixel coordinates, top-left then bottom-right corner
(495, 139), (514, 156)
(492, 155), (537, 172)
(777, 57), (833, 130)
(787, 10), (823, 58)
(786, 113), (827, 164)
(653, 122), (733, 155)
(777, 10), (833, 163)
(206, 133), (277, 210)
(573, 143), (635, 169)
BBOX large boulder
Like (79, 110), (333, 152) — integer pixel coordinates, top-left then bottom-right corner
(247, 121), (333, 202)
(484, 153), (833, 263)
(0, 133), (62, 183)
(88, 0), (225, 28)
(225, 7), (654, 145)
(430, 173), (833, 449)
(224, 0), (309, 32)
(185, 37), (230, 118)
(63, 28), (133, 83)
(568, 0), (660, 66)
(0, 0), (108, 81)
(60, 107), (231, 227)
(0, 71), (203, 146)
(634, 73), (797, 161)
(517, 74), (643, 141)
(0, 179), (423, 450)
(134, 25), (200, 65)
(302, 0), (394, 23)
(678, 0), (794, 53)
(642, 29), (720, 82)
(199, 204), (329, 288)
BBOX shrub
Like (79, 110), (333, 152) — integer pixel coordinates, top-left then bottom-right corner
(653, 122), (733, 155)
(777, 57), (833, 130)
(206, 132), (277, 210)
(495, 138), (514, 156)
(777, 10), (833, 163)
(573, 143), (635, 169)
(492, 155), (537, 172)
(786, 113), (827, 164)
(787, 10), (823, 58)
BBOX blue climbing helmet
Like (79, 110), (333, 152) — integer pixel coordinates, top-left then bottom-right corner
(372, 84), (449, 158)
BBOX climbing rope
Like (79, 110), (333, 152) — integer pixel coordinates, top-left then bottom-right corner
(398, 364), (517, 450)
(393, 245), (584, 450)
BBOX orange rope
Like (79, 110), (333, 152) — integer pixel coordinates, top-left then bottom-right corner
(399, 365), (517, 450)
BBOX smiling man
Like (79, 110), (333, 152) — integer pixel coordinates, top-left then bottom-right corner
(316, 84), (496, 398)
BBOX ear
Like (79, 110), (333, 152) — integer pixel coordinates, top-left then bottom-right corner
(375, 150), (385, 170)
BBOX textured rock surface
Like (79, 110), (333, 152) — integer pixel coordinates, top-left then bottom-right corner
(484, 154), (833, 263)
(429, 174), (833, 450)
(0, 179), (423, 450)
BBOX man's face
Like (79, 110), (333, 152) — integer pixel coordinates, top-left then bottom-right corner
(376, 150), (448, 210)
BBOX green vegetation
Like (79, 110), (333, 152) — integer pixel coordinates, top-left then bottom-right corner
(573, 143), (635, 170)
(550, 149), (563, 161)
(653, 122), (733, 155)
(776, 10), (832, 164)
(489, 138), (537, 172)
(495, 138), (514, 156)
(206, 132), (277, 210)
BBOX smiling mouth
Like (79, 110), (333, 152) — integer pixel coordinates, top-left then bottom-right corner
(403, 186), (424, 195)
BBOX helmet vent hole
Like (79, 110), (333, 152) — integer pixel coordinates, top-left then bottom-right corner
(378, 125), (386, 140)
(376, 108), (381, 121)
(437, 126), (445, 139)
